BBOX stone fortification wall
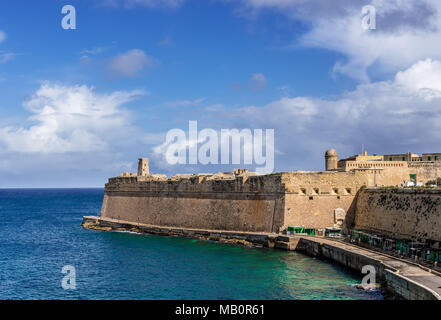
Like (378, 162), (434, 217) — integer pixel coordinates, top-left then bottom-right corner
(100, 170), (374, 234)
(339, 160), (437, 186)
(410, 163), (438, 184)
(99, 165), (440, 234)
(100, 174), (286, 233)
(281, 171), (369, 229)
(353, 188), (441, 241)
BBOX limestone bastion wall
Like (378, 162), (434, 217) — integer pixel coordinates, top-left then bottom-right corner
(99, 170), (384, 233)
(100, 174), (287, 233)
(282, 170), (372, 229)
(410, 163), (439, 184)
(353, 188), (441, 242)
(99, 168), (440, 234)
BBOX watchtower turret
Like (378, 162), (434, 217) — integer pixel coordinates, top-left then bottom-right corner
(325, 149), (338, 171)
(137, 158), (149, 176)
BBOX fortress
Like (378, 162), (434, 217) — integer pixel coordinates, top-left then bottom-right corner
(92, 149), (440, 235)
(82, 150), (441, 300)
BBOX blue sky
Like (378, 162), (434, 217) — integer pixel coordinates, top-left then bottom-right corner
(1, 0), (441, 187)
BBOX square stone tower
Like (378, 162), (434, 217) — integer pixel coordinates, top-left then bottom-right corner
(137, 158), (149, 176)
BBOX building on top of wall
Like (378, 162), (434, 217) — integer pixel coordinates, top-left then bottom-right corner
(383, 152), (420, 162)
(422, 153), (441, 162)
(382, 152), (441, 163)
(331, 150), (441, 171)
(322, 149), (439, 188)
(98, 149), (440, 234)
(332, 150), (409, 172)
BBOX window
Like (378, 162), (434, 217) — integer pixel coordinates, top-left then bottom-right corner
(345, 188), (352, 195)
(300, 188), (307, 195)
(436, 156), (438, 161)
(428, 156), (432, 161)
(389, 157), (392, 161)
(402, 157), (405, 161)
(313, 188), (319, 195)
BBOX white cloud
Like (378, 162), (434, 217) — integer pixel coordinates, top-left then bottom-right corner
(100, 0), (184, 8)
(249, 73), (268, 90)
(277, 85), (291, 96)
(231, 0), (441, 81)
(0, 30), (6, 43)
(203, 104), (226, 112)
(107, 49), (156, 78)
(81, 46), (106, 55)
(0, 31), (14, 64)
(0, 52), (16, 63)
(204, 59), (441, 170)
(158, 36), (174, 47)
(0, 83), (145, 153)
(128, 0), (183, 7)
(395, 59), (441, 92)
(163, 98), (206, 107)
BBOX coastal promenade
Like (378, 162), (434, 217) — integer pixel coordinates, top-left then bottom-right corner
(83, 216), (441, 300)
(296, 236), (441, 300)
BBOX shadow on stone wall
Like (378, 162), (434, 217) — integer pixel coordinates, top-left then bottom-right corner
(343, 189), (361, 232)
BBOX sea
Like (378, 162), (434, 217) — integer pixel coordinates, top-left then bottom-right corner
(0, 188), (383, 300)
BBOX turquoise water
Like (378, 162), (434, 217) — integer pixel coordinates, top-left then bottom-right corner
(0, 189), (383, 300)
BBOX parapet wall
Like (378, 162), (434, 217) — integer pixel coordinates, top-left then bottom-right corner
(99, 167), (441, 235)
(100, 170), (375, 233)
(353, 188), (441, 241)
(281, 171), (369, 229)
(100, 174), (286, 233)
